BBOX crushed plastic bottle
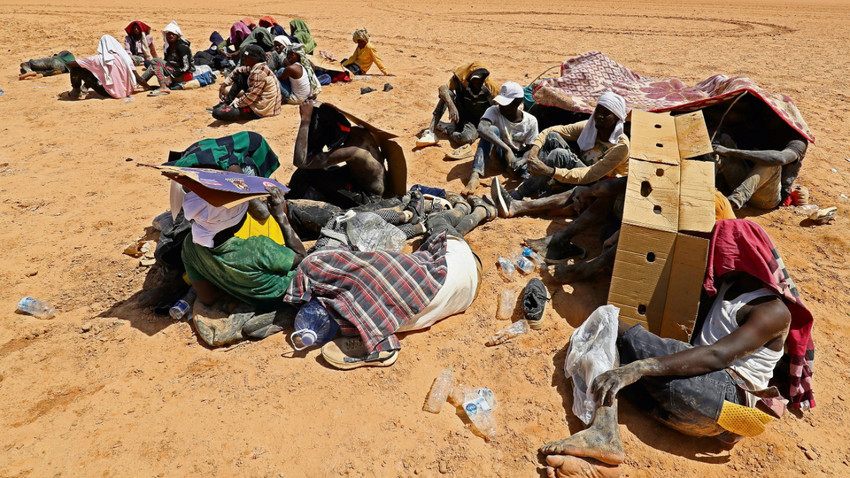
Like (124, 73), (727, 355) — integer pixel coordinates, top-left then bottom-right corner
(423, 369), (453, 413)
(17, 297), (55, 319)
(497, 257), (515, 281)
(794, 205), (818, 216)
(497, 287), (517, 320)
(169, 288), (197, 320)
(448, 386), (498, 441)
(290, 298), (340, 350)
(522, 247), (545, 270)
(345, 212), (406, 252)
(485, 320), (531, 346)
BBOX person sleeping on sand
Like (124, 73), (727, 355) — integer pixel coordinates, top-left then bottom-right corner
(285, 100), (388, 208)
(463, 81), (539, 194)
(20, 50), (75, 80)
(539, 219), (813, 478)
(497, 91), (630, 202)
(59, 35), (136, 100)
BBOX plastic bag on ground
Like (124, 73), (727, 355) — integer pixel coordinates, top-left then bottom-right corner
(564, 304), (620, 425)
(345, 211), (406, 252)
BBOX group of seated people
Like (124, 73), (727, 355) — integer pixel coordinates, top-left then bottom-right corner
(39, 16), (391, 120)
(135, 52), (813, 476)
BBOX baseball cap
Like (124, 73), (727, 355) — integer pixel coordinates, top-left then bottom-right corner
(243, 45), (266, 61)
(493, 81), (524, 106)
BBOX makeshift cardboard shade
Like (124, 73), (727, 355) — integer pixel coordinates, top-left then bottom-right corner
(323, 103), (408, 197)
(607, 110), (715, 341)
(141, 164), (289, 208)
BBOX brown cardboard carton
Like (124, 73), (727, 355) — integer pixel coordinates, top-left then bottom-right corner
(608, 110), (714, 340)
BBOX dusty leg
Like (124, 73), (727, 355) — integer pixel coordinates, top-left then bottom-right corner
(552, 243), (617, 283)
(541, 401), (625, 466)
(524, 197), (613, 261)
(545, 455), (620, 478)
(510, 189), (576, 217)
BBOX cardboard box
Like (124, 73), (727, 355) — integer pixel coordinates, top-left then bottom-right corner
(607, 110), (715, 341)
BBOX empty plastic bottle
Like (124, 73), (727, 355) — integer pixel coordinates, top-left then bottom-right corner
(458, 387), (498, 441)
(497, 257), (515, 281)
(17, 297), (56, 319)
(514, 254), (535, 274)
(522, 247), (545, 270)
(169, 288), (197, 320)
(290, 298), (340, 350)
(423, 369), (454, 413)
(497, 287), (517, 320)
(485, 320), (531, 346)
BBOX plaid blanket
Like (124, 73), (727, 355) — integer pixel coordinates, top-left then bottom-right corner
(704, 219), (815, 411)
(284, 232), (449, 352)
(533, 51), (814, 143)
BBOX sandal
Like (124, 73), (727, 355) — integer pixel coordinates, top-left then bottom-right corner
(467, 194), (497, 221)
(321, 337), (399, 370)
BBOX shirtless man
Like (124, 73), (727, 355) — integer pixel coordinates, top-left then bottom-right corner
(286, 100), (388, 208)
(540, 220), (800, 478)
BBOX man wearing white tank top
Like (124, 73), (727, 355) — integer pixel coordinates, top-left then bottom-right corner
(541, 259), (797, 476)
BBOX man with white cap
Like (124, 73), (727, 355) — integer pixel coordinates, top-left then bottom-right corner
(489, 91), (631, 215)
(463, 81), (539, 194)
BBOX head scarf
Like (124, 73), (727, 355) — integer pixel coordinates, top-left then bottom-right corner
(182, 192), (249, 248)
(285, 43), (321, 95)
(274, 35), (291, 48)
(124, 20), (150, 35)
(451, 61), (499, 97)
(95, 35), (136, 87)
(125, 21), (152, 60)
(230, 21), (251, 45)
(259, 15), (278, 27)
(704, 219), (815, 410)
(162, 21), (184, 54)
(209, 31), (224, 49)
(352, 28), (370, 43)
(240, 16), (256, 29)
(576, 91), (627, 152)
(289, 19), (316, 54)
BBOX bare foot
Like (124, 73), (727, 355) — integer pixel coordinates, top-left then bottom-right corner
(540, 430), (624, 465)
(552, 262), (596, 283)
(545, 455), (620, 478)
(526, 234), (585, 264)
(524, 236), (552, 254)
(461, 173), (480, 196)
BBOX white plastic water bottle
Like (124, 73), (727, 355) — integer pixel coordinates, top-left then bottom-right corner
(497, 288), (517, 320)
(423, 369), (454, 413)
(290, 298), (340, 350)
(485, 320), (531, 346)
(522, 247), (545, 270)
(169, 288), (197, 320)
(17, 297), (56, 319)
(461, 387), (498, 441)
(515, 254), (535, 274)
(497, 257), (515, 281)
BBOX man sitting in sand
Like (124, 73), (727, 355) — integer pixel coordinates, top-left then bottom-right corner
(418, 61), (498, 147)
(709, 96), (808, 209)
(212, 45), (282, 122)
(540, 219), (812, 477)
(285, 101), (388, 208)
(464, 81), (539, 194)
(497, 91), (630, 202)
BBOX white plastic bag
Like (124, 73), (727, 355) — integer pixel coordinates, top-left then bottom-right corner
(345, 212), (407, 252)
(564, 304), (620, 425)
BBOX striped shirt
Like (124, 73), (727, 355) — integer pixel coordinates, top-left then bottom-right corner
(284, 232), (449, 352)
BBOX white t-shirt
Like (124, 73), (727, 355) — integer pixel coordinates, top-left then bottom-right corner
(481, 106), (539, 150)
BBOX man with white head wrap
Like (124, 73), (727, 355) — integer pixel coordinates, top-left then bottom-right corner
(138, 20), (194, 89)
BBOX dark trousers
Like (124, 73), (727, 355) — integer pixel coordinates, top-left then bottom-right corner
(221, 71), (249, 104)
(69, 66), (109, 97)
(211, 105), (260, 122)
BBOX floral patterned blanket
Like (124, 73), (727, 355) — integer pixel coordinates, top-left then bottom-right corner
(533, 51), (814, 142)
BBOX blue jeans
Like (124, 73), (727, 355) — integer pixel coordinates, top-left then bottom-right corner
(515, 132), (586, 198)
(473, 125), (510, 175)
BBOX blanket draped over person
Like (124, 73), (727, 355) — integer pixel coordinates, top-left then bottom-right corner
(76, 35), (136, 98)
(576, 91), (627, 151)
(289, 19), (316, 54)
(182, 193), (249, 248)
(533, 51), (814, 143)
(704, 219), (815, 410)
(240, 17), (256, 30)
(284, 232), (450, 353)
(165, 131), (280, 178)
(230, 21), (251, 46)
(124, 20), (153, 60)
(450, 61), (499, 98)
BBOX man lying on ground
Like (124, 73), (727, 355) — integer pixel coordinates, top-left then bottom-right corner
(60, 35), (135, 100)
(498, 91), (630, 202)
(285, 101), (388, 208)
(709, 96), (808, 209)
(212, 45), (282, 121)
(284, 193), (496, 369)
(464, 81), (539, 194)
(540, 219), (814, 478)
(419, 61), (498, 147)
(20, 50), (75, 80)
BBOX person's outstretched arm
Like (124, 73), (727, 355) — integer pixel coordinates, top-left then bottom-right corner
(292, 101), (365, 169)
(713, 139), (806, 167)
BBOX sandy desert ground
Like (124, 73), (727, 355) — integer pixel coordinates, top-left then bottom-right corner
(1, 0), (849, 476)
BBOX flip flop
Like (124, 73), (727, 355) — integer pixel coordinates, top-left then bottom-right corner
(58, 90), (82, 100)
(148, 90), (171, 97)
(444, 144), (473, 160)
(321, 337), (399, 370)
(416, 129), (439, 147)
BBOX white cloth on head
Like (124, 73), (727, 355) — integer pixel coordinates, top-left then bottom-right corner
(169, 181), (186, 221)
(274, 35), (291, 47)
(162, 20), (184, 53)
(182, 192), (249, 247)
(577, 91), (627, 152)
(95, 35), (136, 87)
